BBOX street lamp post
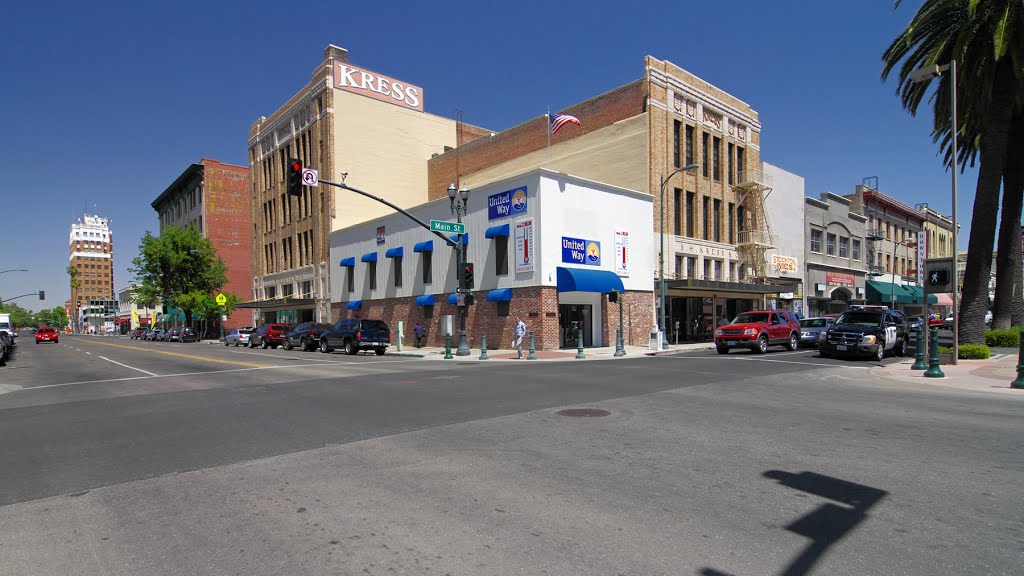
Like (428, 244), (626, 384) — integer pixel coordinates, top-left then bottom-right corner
(910, 60), (957, 364)
(659, 164), (700, 349)
(448, 183), (471, 357)
(890, 238), (914, 309)
(0, 269), (28, 276)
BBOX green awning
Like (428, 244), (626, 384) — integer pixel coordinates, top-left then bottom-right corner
(902, 284), (938, 305)
(866, 279), (914, 304)
(166, 307), (202, 322)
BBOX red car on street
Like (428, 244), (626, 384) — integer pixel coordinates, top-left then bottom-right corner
(714, 310), (801, 354)
(248, 323), (291, 349)
(35, 326), (59, 344)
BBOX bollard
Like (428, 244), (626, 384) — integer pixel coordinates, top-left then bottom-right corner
(444, 333), (453, 359)
(924, 327), (945, 378)
(576, 330), (585, 359)
(614, 328), (626, 357)
(527, 331), (537, 360)
(911, 326), (927, 370)
(1011, 335), (1024, 389)
(479, 334), (489, 360)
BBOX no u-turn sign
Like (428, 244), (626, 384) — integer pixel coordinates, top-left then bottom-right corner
(301, 168), (318, 186)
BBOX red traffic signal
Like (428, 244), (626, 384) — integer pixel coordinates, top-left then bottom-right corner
(287, 158), (303, 196)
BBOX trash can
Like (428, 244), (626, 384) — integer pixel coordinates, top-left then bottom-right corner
(649, 326), (662, 352)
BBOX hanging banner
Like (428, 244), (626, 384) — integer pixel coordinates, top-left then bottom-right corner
(514, 218), (534, 273)
(614, 229), (630, 277)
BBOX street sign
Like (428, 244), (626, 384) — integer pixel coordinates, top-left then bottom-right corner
(301, 168), (318, 186)
(215, 293), (227, 306)
(456, 293), (466, 307)
(430, 220), (464, 234)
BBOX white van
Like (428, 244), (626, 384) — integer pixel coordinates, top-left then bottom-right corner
(0, 313), (15, 346)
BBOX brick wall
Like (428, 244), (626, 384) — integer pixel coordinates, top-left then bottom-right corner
(203, 159), (252, 329)
(602, 291), (656, 349)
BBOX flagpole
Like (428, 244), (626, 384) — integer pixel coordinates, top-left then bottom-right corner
(546, 106), (551, 163)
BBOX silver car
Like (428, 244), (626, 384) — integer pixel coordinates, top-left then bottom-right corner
(798, 317), (833, 347)
(224, 327), (254, 347)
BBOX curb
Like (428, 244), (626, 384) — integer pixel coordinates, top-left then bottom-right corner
(643, 344), (716, 356)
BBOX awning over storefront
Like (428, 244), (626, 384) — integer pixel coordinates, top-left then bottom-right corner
(933, 292), (954, 306)
(487, 288), (512, 302)
(237, 298), (316, 309)
(664, 278), (786, 294)
(415, 295), (435, 306)
(449, 233), (470, 244)
(385, 247), (404, 258)
(156, 314), (169, 322)
(339, 257), (355, 267)
(361, 252), (378, 263)
(556, 267), (624, 293)
(866, 280), (914, 304)
(485, 224), (509, 238)
(115, 318), (130, 325)
(414, 240), (433, 252)
(902, 284), (938, 304)
(346, 301), (362, 310)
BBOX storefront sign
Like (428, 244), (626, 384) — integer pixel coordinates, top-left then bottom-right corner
(334, 63), (423, 111)
(515, 218), (534, 273)
(771, 254), (798, 274)
(674, 239), (737, 259)
(917, 228), (927, 285)
(488, 186), (528, 220)
(376, 226), (385, 245)
(826, 272), (855, 287)
(562, 236), (601, 266)
(614, 229), (629, 277)
(779, 292), (795, 299)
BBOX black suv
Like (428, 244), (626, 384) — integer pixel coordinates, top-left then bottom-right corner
(282, 322), (334, 352)
(819, 307), (909, 361)
(319, 319), (390, 355)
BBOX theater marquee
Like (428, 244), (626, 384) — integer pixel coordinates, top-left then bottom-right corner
(334, 63), (423, 111)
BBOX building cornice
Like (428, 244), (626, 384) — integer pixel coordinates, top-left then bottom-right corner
(647, 66), (761, 131)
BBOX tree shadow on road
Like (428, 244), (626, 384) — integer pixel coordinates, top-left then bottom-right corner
(699, 470), (887, 576)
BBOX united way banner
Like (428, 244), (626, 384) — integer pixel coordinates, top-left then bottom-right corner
(562, 236), (601, 266)
(488, 186), (528, 220)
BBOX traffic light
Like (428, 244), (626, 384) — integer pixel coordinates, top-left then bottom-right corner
(608, 291), (619, 303)
(463, 262), (475, 290)
(928, 269), (950, 286)
(287, 158), (303, 197)
(38, 290), (45, 300)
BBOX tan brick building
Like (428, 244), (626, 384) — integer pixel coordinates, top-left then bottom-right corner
(245, 44), (490, 325)
(67, 213), (114, 330)
(428, 56), (781, 342)
(151, 159), (252, 329)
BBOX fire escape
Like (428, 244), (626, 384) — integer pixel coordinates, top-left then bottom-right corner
(733, 165), (774, 282)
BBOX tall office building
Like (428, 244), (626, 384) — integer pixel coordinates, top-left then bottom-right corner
(67, 213), (114, 320)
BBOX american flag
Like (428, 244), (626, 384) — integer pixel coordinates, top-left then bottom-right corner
(549, 113), (581, 134)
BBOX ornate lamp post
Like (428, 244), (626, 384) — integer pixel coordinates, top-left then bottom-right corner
(448, 183), (471, 357)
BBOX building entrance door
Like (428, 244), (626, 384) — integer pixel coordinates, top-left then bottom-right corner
(559, 304), (593, 348)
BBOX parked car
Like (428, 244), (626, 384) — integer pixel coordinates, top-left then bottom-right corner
(248, 323), (291, 349)
(319, 319), (390, 355)
(165, 327), (183, 342)
(35, 326), (59, 344)
(713, 310), (801, 354)
(283, 322), (334, 352)
(819, 307), (910, 361)
(907, 316), (925, 332)
(0, 331), (11, 366)
(129, 327), (147, 339)
(148, 328), (165, 341)
(797, 317), (833, 347)
(179, 327), (200, 343)
(224, 327), (254, 347)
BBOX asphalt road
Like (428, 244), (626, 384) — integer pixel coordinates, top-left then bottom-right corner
(0, 333), (1021, 576)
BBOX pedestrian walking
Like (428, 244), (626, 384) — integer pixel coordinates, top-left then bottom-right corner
(513, 316), (527, 359)
(413, 322), (424, 348)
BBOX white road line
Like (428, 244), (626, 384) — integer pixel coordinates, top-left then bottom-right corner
(98, 356), (159, 377)
(84, 352), (92, 355)
(667, 356), (872, 369)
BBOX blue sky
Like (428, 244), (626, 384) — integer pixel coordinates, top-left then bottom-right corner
(0, 0), (977, 311)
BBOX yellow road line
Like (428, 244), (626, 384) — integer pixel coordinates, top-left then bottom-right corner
(76, 340), (264, 368)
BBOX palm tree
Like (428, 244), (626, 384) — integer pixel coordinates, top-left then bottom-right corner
(882, 0), (1024, 344)
(991, 117), (1024, 329)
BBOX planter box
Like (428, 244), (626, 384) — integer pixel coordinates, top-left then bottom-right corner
(940, 353), (954, 365)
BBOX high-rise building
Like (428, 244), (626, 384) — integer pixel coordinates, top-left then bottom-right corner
(67, 213), (114, 325)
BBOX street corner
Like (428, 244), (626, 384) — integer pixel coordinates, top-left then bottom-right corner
(869, 355), (1024, 395)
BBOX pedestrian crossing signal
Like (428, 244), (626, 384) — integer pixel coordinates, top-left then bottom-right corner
(928, 269), (950, 286)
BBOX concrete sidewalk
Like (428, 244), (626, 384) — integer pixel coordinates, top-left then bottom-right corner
(385, 341), (715, 361)
(870, 354), (1024, 395)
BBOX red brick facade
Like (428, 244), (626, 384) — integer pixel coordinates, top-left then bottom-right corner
(202, 159), (253, 328)
(329, 288), (653, 351)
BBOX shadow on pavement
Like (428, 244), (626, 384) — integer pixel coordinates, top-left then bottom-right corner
(699, 470), (887, 576)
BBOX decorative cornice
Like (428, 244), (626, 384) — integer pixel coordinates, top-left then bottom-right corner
(247, 78), (330, 154)
(648, 67), (761, 130)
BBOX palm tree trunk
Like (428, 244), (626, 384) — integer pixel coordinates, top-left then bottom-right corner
(991, 118), (1024, 329)
(960, 60), (1016, 344)
(1006, 119), (1024, 327)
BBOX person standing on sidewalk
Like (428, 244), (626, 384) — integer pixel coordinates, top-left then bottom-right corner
(513, 316), (527, 359)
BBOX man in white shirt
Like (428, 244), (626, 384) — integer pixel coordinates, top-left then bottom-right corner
(513, 317), (527, 359)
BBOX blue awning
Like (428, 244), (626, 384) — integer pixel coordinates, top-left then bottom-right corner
(449, 233), (470, 244)
(346, 301), (362, 310)
(448, 294), (458, 305)
(385, 247), (404, 258)
(556, 266), (625, 293)
(487, 288), (512, 302)
(414, 240), (433, 253)
(361, 252), (378, 263)
(485, 224), (510, 238)
(415, 294), (435, 306)
(339, 257), (355, 267)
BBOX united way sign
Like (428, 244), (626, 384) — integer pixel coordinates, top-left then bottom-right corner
(562, 236), (601, 266)
(488, 186), (528, 220)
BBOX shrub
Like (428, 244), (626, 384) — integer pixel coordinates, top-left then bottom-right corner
(957, 344), (991, 359)
(939, 346), (952, 354)
(985, 329), (1020, 348)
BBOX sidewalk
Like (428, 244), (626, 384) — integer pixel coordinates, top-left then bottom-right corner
(870, 354), (1024, 395)
(385, 341), (715, 361)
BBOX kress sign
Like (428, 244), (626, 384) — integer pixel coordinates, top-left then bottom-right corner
(334, 63), (423, 111)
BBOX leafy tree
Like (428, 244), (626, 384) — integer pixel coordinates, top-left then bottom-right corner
(129, 225), (228, 325)
(46, 307), (69, 327)
(882, 0), (1024, 344)
(177, 290), (243, 337)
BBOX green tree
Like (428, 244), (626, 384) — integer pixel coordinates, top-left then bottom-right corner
(882, 0), (1024, 344)
(67, 264), (80, 291)
(47, 306), (69, 327)
(129, 225), (228, 325)
(177, 290), (243, 337)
